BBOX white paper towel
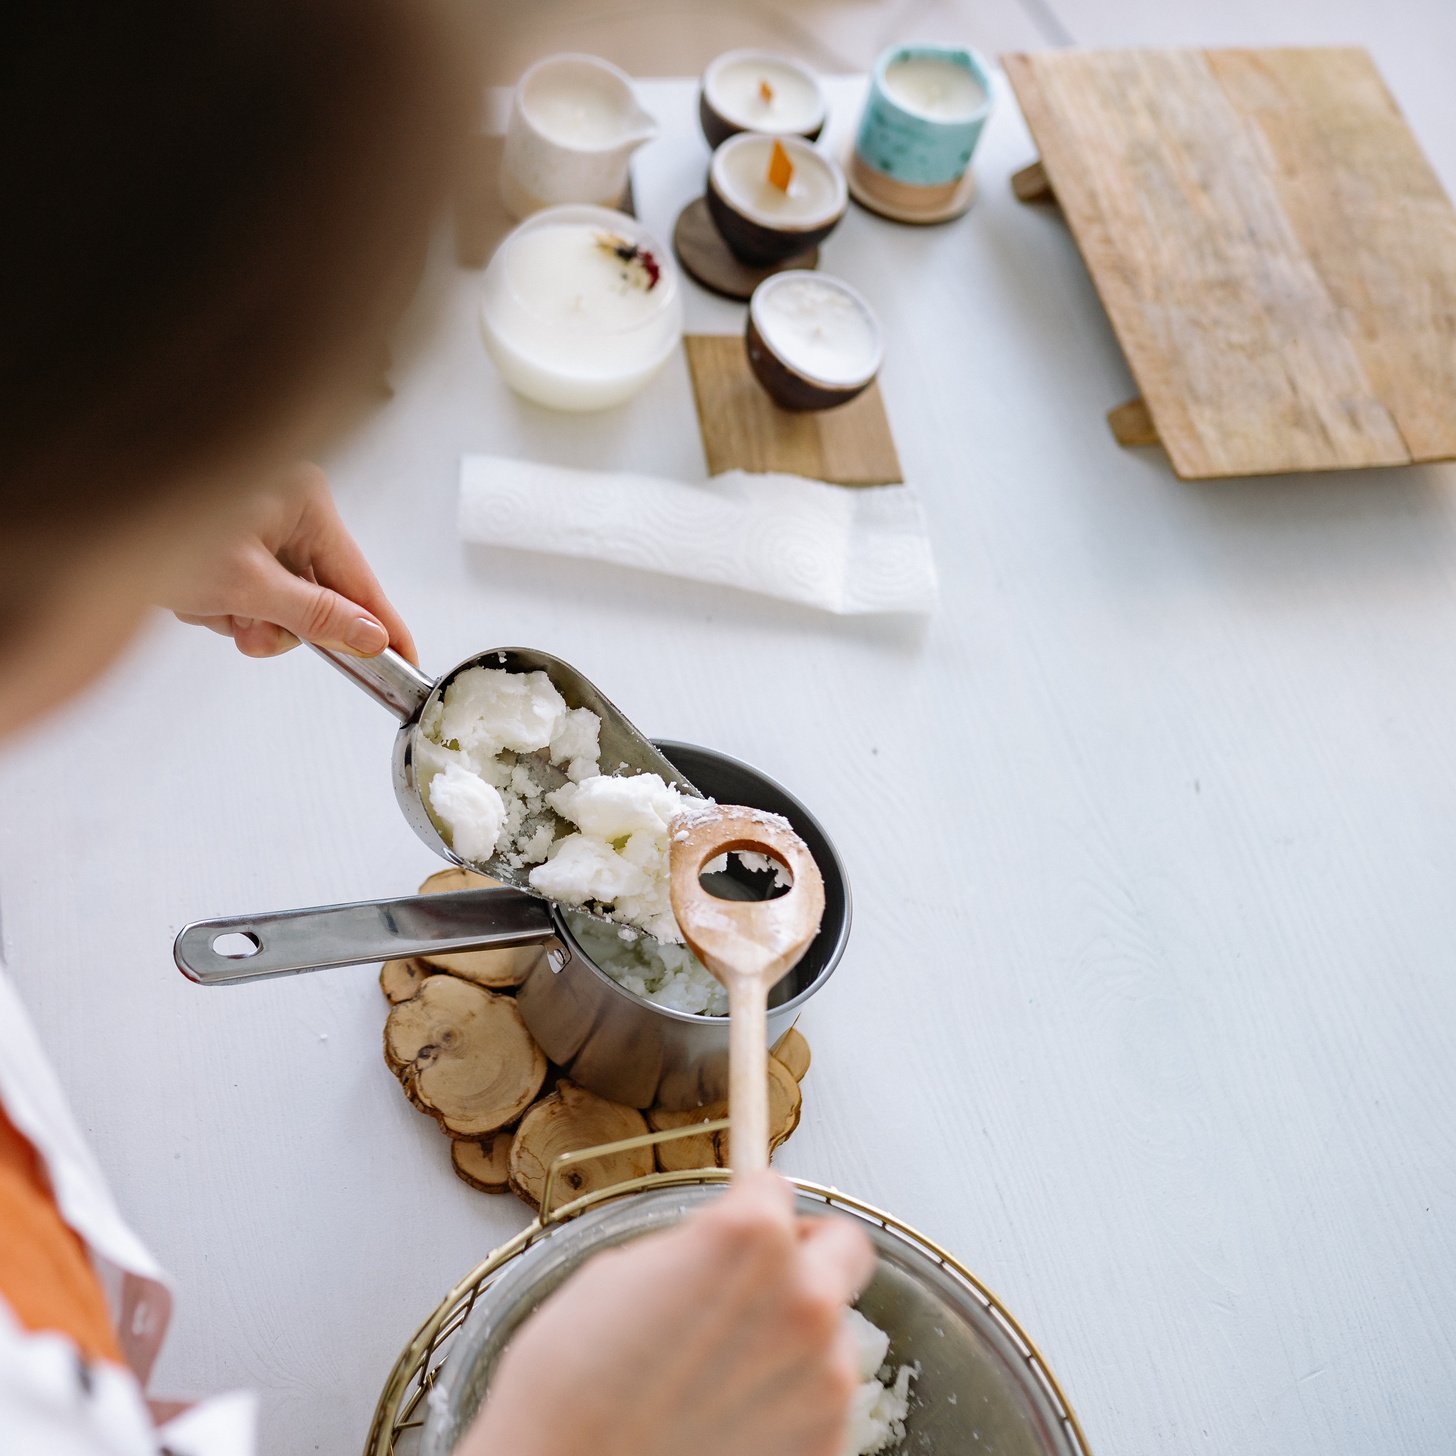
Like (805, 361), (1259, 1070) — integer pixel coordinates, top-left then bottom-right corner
(458, 457), (939, 616)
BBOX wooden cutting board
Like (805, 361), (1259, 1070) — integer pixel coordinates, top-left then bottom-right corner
(1005, 47), (1456, 480)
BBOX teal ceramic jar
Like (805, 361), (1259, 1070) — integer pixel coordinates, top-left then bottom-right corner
(853, 44), (992, 208)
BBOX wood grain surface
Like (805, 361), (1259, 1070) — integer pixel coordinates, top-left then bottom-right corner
(686, 334), (903, 484)
(1006, 47), (1456, 478)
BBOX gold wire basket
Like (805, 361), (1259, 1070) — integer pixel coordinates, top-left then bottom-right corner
(365, 1122), (1092, 1456)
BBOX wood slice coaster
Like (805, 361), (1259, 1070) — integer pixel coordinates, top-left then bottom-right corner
(845, 149), (978, 226)
(686, 334), (903, 486)
(379, 870), (813, 1211)
(1005, 47), (1456, 479)
(673, 197), (819, 301)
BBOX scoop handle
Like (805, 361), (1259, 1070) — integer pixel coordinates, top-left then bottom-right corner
(175, 887), (554, 985)
(310, 643), (435, 722)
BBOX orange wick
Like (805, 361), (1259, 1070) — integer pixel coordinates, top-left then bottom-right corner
(758, 78), (776, 104)
(767, 139), (794, 193)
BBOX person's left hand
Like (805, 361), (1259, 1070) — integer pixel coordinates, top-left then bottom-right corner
(164, 462), (416, 661)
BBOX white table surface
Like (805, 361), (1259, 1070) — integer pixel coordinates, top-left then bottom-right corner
(3, 71), (1456, 1456)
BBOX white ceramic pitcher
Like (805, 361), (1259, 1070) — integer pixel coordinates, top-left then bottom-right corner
(500, 54), (657, 219)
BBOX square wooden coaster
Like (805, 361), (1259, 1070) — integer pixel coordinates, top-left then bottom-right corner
(685, 335), (903, 487)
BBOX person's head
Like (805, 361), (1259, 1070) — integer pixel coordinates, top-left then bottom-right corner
(0, 0), (476, 734)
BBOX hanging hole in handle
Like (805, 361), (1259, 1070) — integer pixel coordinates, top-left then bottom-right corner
(699, 849), (794, 903)
(212, 931), (261, 960)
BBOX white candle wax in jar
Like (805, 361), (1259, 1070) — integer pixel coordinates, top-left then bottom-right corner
(530, 80), (630, 147)
(705, 51), (825, 135)
(882, 55), (987, 120)
(752, 273), (881, 387)
(480, 205), (682, 412)
(712, 135), (845, 226)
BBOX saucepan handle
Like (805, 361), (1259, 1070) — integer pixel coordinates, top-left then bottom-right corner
(175, 887), (556, 986)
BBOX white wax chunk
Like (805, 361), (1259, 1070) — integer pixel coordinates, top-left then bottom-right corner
(713, 136), (844, 227)
(883, 56), (986, 120)
(532, 772), (693, 942)
(841, 1308), (916, 1456)
(753, 273), (881, 387)
(427, 763), (507, 864)
(564, 908), (728, 1016)
(707, 52), (824, 134)
(432, 666), (567, 758)
(480, 206), (681, 412)
(418, 662), (703, 948)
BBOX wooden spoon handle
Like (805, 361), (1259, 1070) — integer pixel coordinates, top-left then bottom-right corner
(667, 804), (826, 1179)
(728, 977), (770, 1174)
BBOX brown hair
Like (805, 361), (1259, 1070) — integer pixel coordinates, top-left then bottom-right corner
(0, 0), (476, 537)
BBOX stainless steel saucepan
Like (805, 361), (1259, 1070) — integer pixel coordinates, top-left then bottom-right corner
(173, 642), (852, 1108)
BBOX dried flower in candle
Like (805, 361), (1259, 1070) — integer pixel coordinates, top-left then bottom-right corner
(594, 229), (662, 291)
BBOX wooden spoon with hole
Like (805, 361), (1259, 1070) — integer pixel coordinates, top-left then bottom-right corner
(668, 806), (826, 1174)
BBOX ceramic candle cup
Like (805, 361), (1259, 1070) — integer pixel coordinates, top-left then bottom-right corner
(500, 53), (657, 220)
(745, 271), (882, 412)
(706, 133), (847, 265)
(698, 49), (828, 150)
(850, 44), (993, 221)
(480, 205), (682, 412)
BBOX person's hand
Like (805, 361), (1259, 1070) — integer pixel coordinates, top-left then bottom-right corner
(164, 462), (415, 661)
(457, 1171), (876, 1456)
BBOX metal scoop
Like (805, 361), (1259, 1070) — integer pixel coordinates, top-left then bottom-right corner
(174, 646), (703, 986)
(312, 644), (702, 890)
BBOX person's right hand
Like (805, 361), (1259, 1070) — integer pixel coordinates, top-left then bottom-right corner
(457, 1171), (876, 1456)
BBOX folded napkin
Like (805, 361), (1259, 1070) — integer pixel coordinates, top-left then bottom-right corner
(459, 457), (939, 616)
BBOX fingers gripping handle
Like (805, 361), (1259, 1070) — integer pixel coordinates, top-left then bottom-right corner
(175, 888), (555, 985)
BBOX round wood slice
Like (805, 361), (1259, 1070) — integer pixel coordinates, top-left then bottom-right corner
(418, 866), (494, 895)
(379, 957), (431, 1004)
(451, 1130), (513, 1194)
(647, 1056), (802, 1172)
(771, 1025), (811, 1082)
(416, 866), (542, 988)
(673, 196), (819, 302)
(508, 1081), (652, 1211)
(845, 149), (978, 225)
(383, 976), (546, 1137)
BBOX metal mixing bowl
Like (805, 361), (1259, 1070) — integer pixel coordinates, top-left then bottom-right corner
(412, 1181), (1089, 1456)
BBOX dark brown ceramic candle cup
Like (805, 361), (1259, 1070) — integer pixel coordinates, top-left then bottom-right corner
(698, 49), (828, 150)
(745, 270), (882, 412)
(705, 133), (847, 266)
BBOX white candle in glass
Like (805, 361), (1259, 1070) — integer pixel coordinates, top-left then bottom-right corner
(703, 50), (826, 136)
(712, 135), (845, 227)
(751, 273), (881, 388)
(882, 55), (987, 120)
(480, 205), (682, 413)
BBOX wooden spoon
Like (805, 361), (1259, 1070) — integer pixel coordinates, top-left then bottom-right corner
(668, 806), (826, 1174)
